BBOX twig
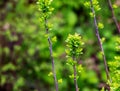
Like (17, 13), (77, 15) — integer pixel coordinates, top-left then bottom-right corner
(44, 18), (59, 91)
(73, 57), (79, 91)
(89, 0), (111, 82)
(107, 0), (120, 33)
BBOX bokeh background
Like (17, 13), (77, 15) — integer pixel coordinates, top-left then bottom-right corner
(0, 0), (120, 91)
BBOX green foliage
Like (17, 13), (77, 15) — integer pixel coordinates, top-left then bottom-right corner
(66, 33), (84, 58)
(37, 0), (54, 18)
(0, 0), (120, 91)
(84, 0), (101, 11)
(2, 63), (16, 71)
(108, 37), (120, 91)
(13, 77), (25, 91)
(116, 37), (120, 51)
(100, 87), (105, 91)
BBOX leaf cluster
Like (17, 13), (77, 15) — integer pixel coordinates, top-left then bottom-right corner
(108, 37), (120, 91)
(37, 0), (54, 18)
(65, 33), (84, 58)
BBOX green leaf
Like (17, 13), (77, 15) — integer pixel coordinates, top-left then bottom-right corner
(2, 63), (16, 71)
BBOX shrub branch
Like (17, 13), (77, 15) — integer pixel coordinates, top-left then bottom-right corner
(73, 57), (79, 91)
(90, 0), (111, 82)
(44, 18), (59, 91)
(66, 33), (84, 91)
(107, 0), (120, 33)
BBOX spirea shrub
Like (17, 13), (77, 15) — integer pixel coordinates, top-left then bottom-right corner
(65, 33), (84, 91)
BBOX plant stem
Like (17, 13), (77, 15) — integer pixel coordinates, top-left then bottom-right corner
(90, 0), (111, 82)
(73, 57), (79, 91)
(107, 0), (120, 33)
(44, 18), (59, 91)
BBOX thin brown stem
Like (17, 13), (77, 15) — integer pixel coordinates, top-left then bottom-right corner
(107, 0), (120, 33)
(90, 0), (111, 82)
(73, 57), (79, 91)
(44, 18), (59, 91)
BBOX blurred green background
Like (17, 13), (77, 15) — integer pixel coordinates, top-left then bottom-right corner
(0, 0), (120, 91)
